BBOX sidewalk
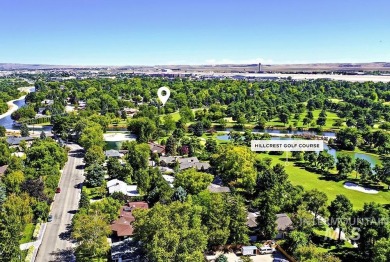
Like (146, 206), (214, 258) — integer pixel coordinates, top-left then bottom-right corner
(20, 223), (47, 262)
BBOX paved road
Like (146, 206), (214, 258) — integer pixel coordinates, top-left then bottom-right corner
(35, 143), (85, 262)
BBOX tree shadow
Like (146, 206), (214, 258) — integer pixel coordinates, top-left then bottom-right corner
(49, 248), (75, 262)
(58, 224), (74, 242)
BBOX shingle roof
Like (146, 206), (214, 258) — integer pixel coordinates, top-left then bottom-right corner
(0, 165), (8, 175)
(6, 136), (34, 146)
(207, 184), (231, 193)
(276, 213), (293, 231)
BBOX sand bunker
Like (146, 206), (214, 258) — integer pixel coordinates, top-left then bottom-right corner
(344, 182), (378, 194)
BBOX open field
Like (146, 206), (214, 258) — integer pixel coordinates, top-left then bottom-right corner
(259, 153), (390, 210)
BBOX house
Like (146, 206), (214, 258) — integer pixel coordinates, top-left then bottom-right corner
(148, 142), (166, 155)
(246, 212), (293, 239)
(105, 149), (122, 158)
(275, 213), (293, 239)
(111, 202), (149, 240)
(6, 136), (35, 147)
(246, 212), (259, 228)
(0, 165), (8, 177)
(159, 156), (211, 171)
(123, 107), (139, 118)
(107, 179), (140, 196)
(110, 238), (142, 262)
(207, 184), (231, 193)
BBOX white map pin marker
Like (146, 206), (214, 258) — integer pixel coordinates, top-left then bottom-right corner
(157, 86), (170, 106)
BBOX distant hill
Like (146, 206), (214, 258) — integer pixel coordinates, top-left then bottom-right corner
(1, 62), (390, 72)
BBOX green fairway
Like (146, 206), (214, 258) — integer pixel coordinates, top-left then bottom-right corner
(258, 153), (390, 210)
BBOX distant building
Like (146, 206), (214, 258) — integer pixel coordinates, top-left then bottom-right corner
(6, 136), (35, 147)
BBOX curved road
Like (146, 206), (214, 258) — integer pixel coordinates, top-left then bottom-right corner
(35, 143), (85, 262)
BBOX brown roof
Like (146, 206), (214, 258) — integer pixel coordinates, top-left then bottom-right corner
(148, 142), (166, 154)
(111, 202), (149, 237)
(0, 165), (8, 175)
(111, 217), (134, 237)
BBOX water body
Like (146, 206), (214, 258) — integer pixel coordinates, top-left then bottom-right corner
(217, 135), (380, 167)
(0, 96), (28, 129)
(0, 87), (53, 131)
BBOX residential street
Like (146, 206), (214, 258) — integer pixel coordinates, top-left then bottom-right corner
(35, 143), (85, 262)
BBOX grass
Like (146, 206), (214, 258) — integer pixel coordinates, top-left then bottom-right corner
(20, 223), (35, 244)
(258, 153), (390, 210)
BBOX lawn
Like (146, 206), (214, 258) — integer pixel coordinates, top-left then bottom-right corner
(20, 223), (35, 244)
(267, 109), (343, 130)
(258, 153), (390, 210)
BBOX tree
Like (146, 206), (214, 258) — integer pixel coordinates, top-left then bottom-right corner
(0, 183), (6, 206)
(317, 116), (327, 126)
(317, 150), (335, 173)
(304, 151), (318, 167)
(174, 169), (213, 195)
(0, 193), (33, 261)
(328, 195), (353, 241)
(192, 121), (204, 137)
(255, 192), (277, 239)
(194, 191), (230, 247)
(356, 202), (390, 258)
(72, 211), (111, 261)
(40, 130), (46, 139)
(84, 145), (105, 167)
(227, 195), (249, 245)
(303, 189), (328, 225)
(0, 126), (5, 137)
(0, 141), (11, 166)
(133, 201), (208, 261)
(205, 138), (218, 154)
(296, 244), (341, 262)
(172, 186), (187, 202)
(336, 154), (354, 180)
(285, 230), (308, 254)
(85, 163), (105, 187)
(291, 205), (315, 235)
(127, 117), (157, 143)
(373, 238), (390, 262)
(212, 145), (257, 193)
(257, 116), (267, 129)
(179, 106), (195, 124)
(165, 135), (178, 155)
(106, 157), (123, 178)
(125, 142), (150, 171)
(3, 170), (25, 193)
(20, 123), (30, 137)
(79, 122), (105, 151)
(336, 128), (359, 150)
(355, 158), (373, 181)
(163, 114), (176, 133)
(21, 178), (49, 203)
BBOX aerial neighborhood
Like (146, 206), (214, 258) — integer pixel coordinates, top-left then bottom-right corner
(2, 71), (390, 262)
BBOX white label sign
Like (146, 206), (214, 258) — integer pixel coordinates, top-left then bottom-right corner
(251, 140), (324, 152)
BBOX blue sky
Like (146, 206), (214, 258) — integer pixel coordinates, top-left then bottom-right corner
(0, 0), (389, 65)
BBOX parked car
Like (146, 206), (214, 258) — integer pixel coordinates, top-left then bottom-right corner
(56, 187), (61, 193)
(259, 246), (276, 255)
(47, 215), (53, 222)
